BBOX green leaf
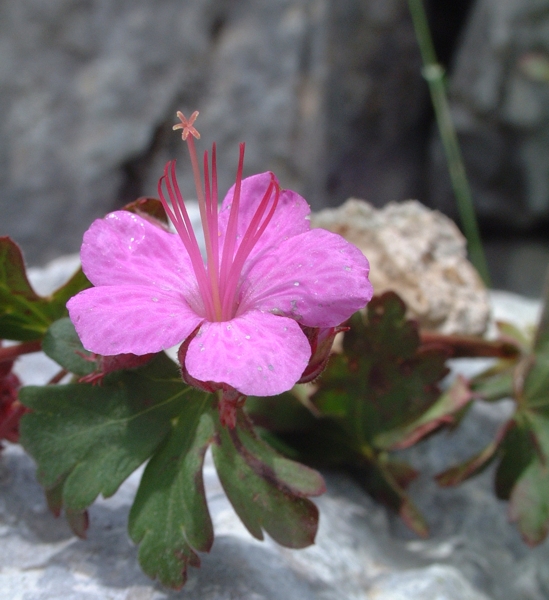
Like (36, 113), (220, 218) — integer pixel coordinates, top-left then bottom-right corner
(42, 317), (96, 376)
(363, 452), (428, 537)
(312, 293), (450, 449)
(374, 376), (472, 450)
(470, 368), (514, 402)
(212, 410), (325, 548)
(129, 396), (216, 589)
(436, 420), (511, 487)
(494, 419), (537, 501)
(19, 353), (188, 509)
(246, 389), (318, 433)
(509, 458), (549, 546)
(0, 236), (91, 341)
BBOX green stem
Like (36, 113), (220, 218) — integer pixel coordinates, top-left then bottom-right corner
(407, 0), (491, 286)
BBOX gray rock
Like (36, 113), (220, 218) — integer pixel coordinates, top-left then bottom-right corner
(430, 0), (549, 227)
(2, 257), (548, 600)
(0, 0), (425, 265)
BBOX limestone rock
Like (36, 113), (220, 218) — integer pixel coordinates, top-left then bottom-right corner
(311, 198), (490, 335)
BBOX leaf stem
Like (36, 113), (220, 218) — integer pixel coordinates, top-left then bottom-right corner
(0, 340), (42, 363)
(407, 0), (491, 285)
(419, 331), (520, 358)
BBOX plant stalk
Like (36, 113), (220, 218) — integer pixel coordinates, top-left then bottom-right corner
(407, 0), (491, 286)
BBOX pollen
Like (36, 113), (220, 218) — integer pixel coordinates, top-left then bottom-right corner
(173, 110), (201, 141)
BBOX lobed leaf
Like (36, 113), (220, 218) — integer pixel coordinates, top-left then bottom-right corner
(213, 410), (325, 548)
(374, 375), (472, 450)
(42, 317), (96, 376)
(129, 397), (216, 589)
(19, 353), (188, 510)
(0, 236), (90, 341)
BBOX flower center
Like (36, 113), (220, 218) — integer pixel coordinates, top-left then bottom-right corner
(158, 111), (280, 323)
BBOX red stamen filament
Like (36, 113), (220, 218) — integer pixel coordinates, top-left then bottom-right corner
(160, 112), (279, 322)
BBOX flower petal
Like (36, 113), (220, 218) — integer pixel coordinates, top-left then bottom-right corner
(67, 286), (202, 355)
(240, 228), (373, 327)
(218, 173), (310, 256)
(185, 311), (311, 396)
(81, 211), (195, 292)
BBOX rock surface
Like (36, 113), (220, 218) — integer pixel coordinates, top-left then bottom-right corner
(1, 0), (427, 265)
(430, 0), (549, 227)
(311, 198), (491, 335)
(1, 255), (548, 600)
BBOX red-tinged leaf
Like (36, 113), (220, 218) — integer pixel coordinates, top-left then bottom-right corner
(494, 420), (537, 500)
(0, 236), (90, 341)
(436, 420), (512, 487)
(509, 458), (549, 546)
(374, 376), (472, 450)
(123, 197), (169, 227)
(400, 500), (429, 539)
(312, 293), (451, 446)
(44, 478), (64, 518)
(212, 410), (325, 549)
(129, 397), (216, 589)
(66, 508), (89, 539)
(362, 452), (427, 538)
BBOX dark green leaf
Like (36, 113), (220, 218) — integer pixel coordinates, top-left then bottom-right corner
(436, 420), (511, 486)
(494, 419), (537, 500)
(19, 353), (188, 510)
(509, 458), (549, 546)
(213, 410), (325, 548)
(374, 376), (472, 450)
(470, 368), (514, 402)
(358, 453), (428, 538)
(129, 396), (216, 589)
(42, 317), (96, 376)
(312, 293), (450, 448)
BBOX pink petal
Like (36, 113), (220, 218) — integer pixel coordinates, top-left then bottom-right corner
(240, 228), (373, 327)
(67, 286), (203, 355)
(81, 211), (195, 292)
(185, 311), (311, 396)
(218, 173), (310, 256)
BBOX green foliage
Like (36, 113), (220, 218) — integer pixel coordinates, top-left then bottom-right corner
(42, 317), (96, 376)
(0, 237), (90, 341)
(437, 279), (549, 545)
(20, 353), (188, 509)
(20, 335), (324, 589)
(213, 411), (325, 548)
(129, 398), (216, 588)
(248, 292), (467, 537)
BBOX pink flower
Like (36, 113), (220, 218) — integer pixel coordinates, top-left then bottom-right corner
(68, 112), (373, 404)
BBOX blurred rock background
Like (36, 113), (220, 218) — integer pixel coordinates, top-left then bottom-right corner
(1, 0), (548, 296)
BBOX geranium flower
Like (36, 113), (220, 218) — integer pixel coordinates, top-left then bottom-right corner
(68, 112), (373, 422)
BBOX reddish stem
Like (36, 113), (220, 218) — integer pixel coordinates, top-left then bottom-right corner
(48, 369), (69, 385)
(0, 340), (42, 363)
(419, 331), (520, 359)
(0, 400), (26, 443)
